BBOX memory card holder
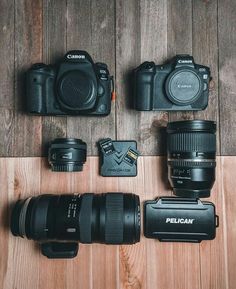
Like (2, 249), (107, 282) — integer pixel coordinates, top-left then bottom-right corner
(144, 197), (219, 242)
(98, 138), (139, 177)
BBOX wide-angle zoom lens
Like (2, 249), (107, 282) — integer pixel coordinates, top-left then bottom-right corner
(167, 120), (216, 198)
(10, 193), (140, 245)
(48, 138), (87, 172)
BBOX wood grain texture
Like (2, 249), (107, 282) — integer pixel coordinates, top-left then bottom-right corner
(221, 157), (236, 289)
(0, 0), (14, 108)
(192, 0), (220, 154)
(218, 0), (236, 155)
(13, 0), (43, 156)
(0, 108), (14, 156)
(0, 0), (15, 156)
(41, 0), (67, 153)
(116, 0), (168, 155)
(66, 0), (116, 155)
(0, 156), (235, 289)
(167, 0), (194, 122)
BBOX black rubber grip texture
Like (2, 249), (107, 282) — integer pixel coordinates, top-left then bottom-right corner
(79, 194), (93, 243)
(168, 132), (216, 152)
(105, 193), (124, 244)
(31, 196), (50, 240)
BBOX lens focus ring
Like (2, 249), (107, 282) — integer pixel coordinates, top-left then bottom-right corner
(168, 132), (216, 152)
(168, 159), (216, 168)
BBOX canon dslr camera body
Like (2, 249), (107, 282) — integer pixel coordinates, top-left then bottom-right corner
(26, 51), (112, 116)
(134, 55), (210, 111)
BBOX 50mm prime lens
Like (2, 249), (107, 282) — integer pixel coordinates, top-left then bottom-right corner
(167, 120), (216, 198)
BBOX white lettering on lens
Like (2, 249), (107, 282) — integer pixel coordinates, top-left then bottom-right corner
(177, 84), (192, 88)
(165, 218), (195, 224)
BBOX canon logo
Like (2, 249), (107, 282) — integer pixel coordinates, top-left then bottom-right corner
(67, 54), (85, 59)
(178, 59), (192, 64)
(165, 218), (195, 224)
(177, 84), (192, 89)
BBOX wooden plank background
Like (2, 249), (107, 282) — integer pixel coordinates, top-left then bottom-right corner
(0, 156), (235, 289)
(0, 1), (236, 288)
(0, 0), (235, 156)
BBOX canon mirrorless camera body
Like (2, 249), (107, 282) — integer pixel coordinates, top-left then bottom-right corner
(134, 55), (211, 111)
(26, 51), (113, 116)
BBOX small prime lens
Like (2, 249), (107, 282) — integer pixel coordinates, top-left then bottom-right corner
(167, 120), (216, 198)
(11, 193), (140, 245)
(48, 138), (87, 172)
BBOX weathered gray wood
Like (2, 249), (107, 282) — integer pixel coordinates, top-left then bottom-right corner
(167, 0), (194, 122)
(0, 0), (235, 157)
(0, 108), (14, 156)
(116, 0), (168, 155)
(192, 0), (220, 154)
(13, 0), (42, 156)
(0, 0), (15, 156)
(0, 0), (14, 108)
(218, 0), (236, 155)
(41, 0), (67, 155)
(66, 0), (116, 155)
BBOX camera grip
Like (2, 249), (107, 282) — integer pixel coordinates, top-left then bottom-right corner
(26, 67), (55, 114)
(26, 71), (45, 113)
(134, 70), (154, 111)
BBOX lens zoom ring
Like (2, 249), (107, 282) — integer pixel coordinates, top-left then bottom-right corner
(105, 194), (123, 244)
(168, 133), (216, 152)
(79, 194), (93, 243)
(168, 160), (216, 168)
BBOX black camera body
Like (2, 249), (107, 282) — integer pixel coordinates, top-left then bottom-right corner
(26, 51), (113, 116)
(134, 55), (211, 111)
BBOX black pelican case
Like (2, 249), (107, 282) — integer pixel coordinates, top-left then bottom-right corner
(144, 197), (219, 242)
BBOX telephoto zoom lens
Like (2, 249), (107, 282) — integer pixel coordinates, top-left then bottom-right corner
(11, 193), (140, 258)
(48, 138), (87, 172)
(167, 120), (216, 198)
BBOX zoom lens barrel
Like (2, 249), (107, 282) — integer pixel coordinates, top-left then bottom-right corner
(11, 193), (140, 245)
(48, 138), (87, 172)
(167, 120), (216, 198)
